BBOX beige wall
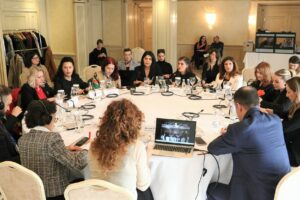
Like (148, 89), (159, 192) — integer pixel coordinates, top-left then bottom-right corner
(178, 1), (249, 46)
(46, 0), (76, 56)
(177, 0), (250, 68)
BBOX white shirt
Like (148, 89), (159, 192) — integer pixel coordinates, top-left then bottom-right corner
(88, 140), (151, 199)
(211, 73), (243, 91)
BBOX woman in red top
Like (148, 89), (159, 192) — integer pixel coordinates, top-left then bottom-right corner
(20, 67), (55, 111)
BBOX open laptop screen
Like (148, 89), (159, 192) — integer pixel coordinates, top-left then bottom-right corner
(155, 118), (196, 146)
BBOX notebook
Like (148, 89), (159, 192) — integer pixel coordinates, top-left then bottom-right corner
(151, 118), (196, 158)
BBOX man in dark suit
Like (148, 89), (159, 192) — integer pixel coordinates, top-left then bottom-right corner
(207, 86), (291, 200)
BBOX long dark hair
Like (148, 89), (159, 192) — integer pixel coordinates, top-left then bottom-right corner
(101, 57), (119, 81)
(198, 35), (207, 45)
(219, 56), (239, 80)
(140, 51), (157, 69)
(55, 57), (77, 79)
(178, 56), (193, 74)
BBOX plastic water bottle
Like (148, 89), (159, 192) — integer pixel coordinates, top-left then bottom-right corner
(229, 101), (237, 121)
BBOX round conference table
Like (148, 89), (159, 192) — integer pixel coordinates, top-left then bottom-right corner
(59, 87), (233, 200)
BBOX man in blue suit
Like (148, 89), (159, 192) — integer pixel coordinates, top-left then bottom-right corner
(207, 86), (291, 200)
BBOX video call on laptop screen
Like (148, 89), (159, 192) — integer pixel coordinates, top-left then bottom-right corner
(155, 118), (196, 146)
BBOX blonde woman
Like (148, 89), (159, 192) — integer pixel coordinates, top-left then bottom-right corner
(250, 62), (275, 101)
(283, 77), (300, 166)
(23, 51), (53, 87)
(20, 66), (55, 111)
(89, 99), (153, 200)
(260, 69), (292, 118)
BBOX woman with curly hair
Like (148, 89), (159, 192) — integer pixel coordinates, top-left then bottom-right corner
(88, 99), (153, 200)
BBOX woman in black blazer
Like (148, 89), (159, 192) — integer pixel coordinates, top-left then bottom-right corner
(0, 85), (20, 163)
(250, 62), (276, 102)
(20, 66), (55, 111)
(283, 77), (300, 166)
(202, 49), (219, 85)
(54, 57), (89, 98)
(260, 69), (292, 118)
(171, 56), (197, 86)
(134, 51), (162, 86)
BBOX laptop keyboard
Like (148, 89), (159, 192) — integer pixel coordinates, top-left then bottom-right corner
(154, 144), (192, 153)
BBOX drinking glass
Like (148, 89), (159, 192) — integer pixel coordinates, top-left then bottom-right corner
(175, 77), (181, 87)
(160, 80), (167, 92)
(72, 84), (79, 95)
(70, 86), (77, 99)
(190, 77), (196, 86)
(144, 77), (151, 85)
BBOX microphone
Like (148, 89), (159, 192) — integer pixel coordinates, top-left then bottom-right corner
(55, 102), (70, 112)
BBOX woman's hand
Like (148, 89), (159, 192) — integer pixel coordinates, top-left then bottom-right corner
(11, 106), (22, 117)
(66, 145), (82, 151)
(47, 97), (56, 102)
(77, 89), (85, 95)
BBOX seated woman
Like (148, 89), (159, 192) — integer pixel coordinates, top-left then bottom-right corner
(211, 56), (243, 90)
(260, 69), (292, 118)
(157, 49), (173, 79)
(288, 55), (300, 77)
(201, 49), (220, 85)
(250, 62), (275, 102)
(171, 56), (197, 86)
(282, 77), (300, 166)
(134, 51), (162, 86)
(54, 57), (89, 98)
(98, 57), (121, 88)
(0, 85), (20, 163)
(23, 51), (53, 87)
(18, 100), (88, 200)
(89, 99), (153, 200)
(20, 66), (55, 111)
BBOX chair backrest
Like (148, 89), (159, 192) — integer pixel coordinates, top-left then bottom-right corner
(83, 65), (102, 82)
(0, 187), (7, 200)
(0, 161), (46, 200)
(274, 166), (300, 200)
(64, 179), (134, 200)
(242, 67), (255, 85)
(131, 47), (145, 64)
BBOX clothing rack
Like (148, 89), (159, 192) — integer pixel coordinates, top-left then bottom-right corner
(14, 47), (48, 53)
(2, 28), (44, 51)
(2, 28), (38, 33)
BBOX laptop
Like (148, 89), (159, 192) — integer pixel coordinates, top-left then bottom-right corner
(119, 70), (136, 87)
(152, 118), (197, 158)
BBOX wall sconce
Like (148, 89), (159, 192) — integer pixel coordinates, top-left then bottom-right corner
(205, 13), (216, 29)
(248, 15), (256, 26)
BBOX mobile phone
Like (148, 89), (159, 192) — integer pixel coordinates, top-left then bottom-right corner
(74, 137), (89, 146)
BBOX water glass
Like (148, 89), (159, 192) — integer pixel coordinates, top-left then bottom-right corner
(144, 77), (150, 85)
(175, 77), (181, 87)
(190, 77), (196, 86)
(73, 84), (79, 93)
(70, 86), (77, 98)
(160, 80), (167, 92)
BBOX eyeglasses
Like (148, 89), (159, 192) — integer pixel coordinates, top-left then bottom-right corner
(32, 56), (40, 60)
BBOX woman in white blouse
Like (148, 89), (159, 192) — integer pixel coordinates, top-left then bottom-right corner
(212, 56), (243, 90)
(88, 99), (153, 200)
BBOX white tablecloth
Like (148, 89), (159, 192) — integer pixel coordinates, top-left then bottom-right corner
(60, 89), (233, 200)
(243, 52), (297, 71)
